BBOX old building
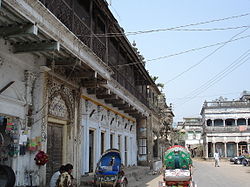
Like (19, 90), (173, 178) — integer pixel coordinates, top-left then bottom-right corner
(177, 118), (203, 157)
(201, 93), (250, 159)
(0, 0), (172, 186)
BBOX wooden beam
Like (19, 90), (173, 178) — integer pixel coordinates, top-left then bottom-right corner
(74, 71), (96, 79)
(0, 81), (14, 94)
(118, 106), (132, 110)
(113, 103), (126, 108)
(0, 24), (38, 37)
(96, 94), (116, 99)
(104, 96), (119, 104)
(13, 41), (60, 53)
(48, 58), (78, 67)
(124, 109), (137, 114)
(82, 79), (107, 88)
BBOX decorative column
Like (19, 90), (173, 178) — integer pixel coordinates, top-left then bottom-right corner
(121, 134), (125, 165)
(224, 142), (227, 158)
(82, 100), (90, 174)
(236, 142), (239, 156)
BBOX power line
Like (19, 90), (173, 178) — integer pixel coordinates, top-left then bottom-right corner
(181, 50), (250, 100)
(177, 49), (250, 107)
(110, 34), (250, 68)
(179, 56), (250, 107)
(93, 12), (250, 37)
(165, 28), (249, 84)
(95, 25), (250, 37)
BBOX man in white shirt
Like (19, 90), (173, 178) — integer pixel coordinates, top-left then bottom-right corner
(214, 151), (220, 167)
(50, 165), (65, 187)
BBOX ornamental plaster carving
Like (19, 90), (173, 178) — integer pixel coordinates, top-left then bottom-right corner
(49, 95), (69, 119)
(47, 79), (75, 123)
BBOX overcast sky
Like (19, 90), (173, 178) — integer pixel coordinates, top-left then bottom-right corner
(109, 0), (250, 123)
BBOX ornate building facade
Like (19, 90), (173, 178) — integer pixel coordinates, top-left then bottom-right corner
(0, 0), (173, 186)
(201, 93), (250, 159)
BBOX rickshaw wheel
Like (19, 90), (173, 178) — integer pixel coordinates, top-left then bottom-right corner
(118, 180), (128, 187)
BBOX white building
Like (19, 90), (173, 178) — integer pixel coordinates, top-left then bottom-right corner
(201, 94), (250, 159)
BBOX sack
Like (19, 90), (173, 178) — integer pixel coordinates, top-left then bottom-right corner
(56, 172), (72, 187)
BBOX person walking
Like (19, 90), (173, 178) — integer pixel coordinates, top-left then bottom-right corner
(214, 151), (220, 167)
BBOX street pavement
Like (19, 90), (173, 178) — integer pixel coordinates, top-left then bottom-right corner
(129, 159), (250, 187)
(192, 159), (250, 187)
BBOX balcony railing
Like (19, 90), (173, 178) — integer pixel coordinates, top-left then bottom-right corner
(39, 0), (106, 62)
(204, 126), (250, 133)
(38, 0), (152, 107)
(203, 101), (250, 108)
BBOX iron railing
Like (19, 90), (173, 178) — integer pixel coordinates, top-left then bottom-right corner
(38, 0), (154, 107)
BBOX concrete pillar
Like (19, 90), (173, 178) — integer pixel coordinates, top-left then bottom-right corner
(235, 119), (237, 126)
(236, 142), (239, 156)
(114, 132), (119, 149)
(205, 143), (209, 159)
(223, 119), (226, 127)
(213, 143), (216, 156)
(212, 120), (214, 126)
(121, 134), (125, 165)
(246, 118), (249, 126)
(95, 127), (101, 168)
(82, 115), (89, 174)
(224, 142), (227, 158)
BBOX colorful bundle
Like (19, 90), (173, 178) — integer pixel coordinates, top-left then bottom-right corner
(34, 150), (49, 165)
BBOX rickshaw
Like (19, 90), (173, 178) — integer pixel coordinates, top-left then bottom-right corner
(159, 145), (196, 187)
(94, 149), (128, 187)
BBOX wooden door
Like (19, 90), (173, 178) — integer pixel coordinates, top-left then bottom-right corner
(46, 123), (63, 184)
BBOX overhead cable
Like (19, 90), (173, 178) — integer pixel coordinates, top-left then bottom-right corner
(165, 28), (249, 84)
(111, 34), (250, 68)
(93, 12), (250, 37)
(177, 49), (250, 107)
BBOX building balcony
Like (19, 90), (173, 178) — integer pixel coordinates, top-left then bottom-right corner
(203, 100), (250, 109)
(38, 0), (150, 107)
(204, 126), (250, 133)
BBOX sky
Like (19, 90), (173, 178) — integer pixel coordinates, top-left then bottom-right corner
(108, 0), (250, 123)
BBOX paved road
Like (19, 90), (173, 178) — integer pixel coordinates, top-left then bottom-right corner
(131, 159), (250, 187)
(192, 159), (250, 187)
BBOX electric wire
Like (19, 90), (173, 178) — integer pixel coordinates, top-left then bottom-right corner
(181, 49), (250, 100)
(93, 12), (250, 37)
(165, 28), (249, 85)
(176, 49), (250, 107)
(111, 34), (250, 68)
(179, 55), (250, 107)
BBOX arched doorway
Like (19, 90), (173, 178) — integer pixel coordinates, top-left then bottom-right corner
(45, 80), (75, 185)
(226, 142), (236, 157)
(215, 142), (224, 157)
